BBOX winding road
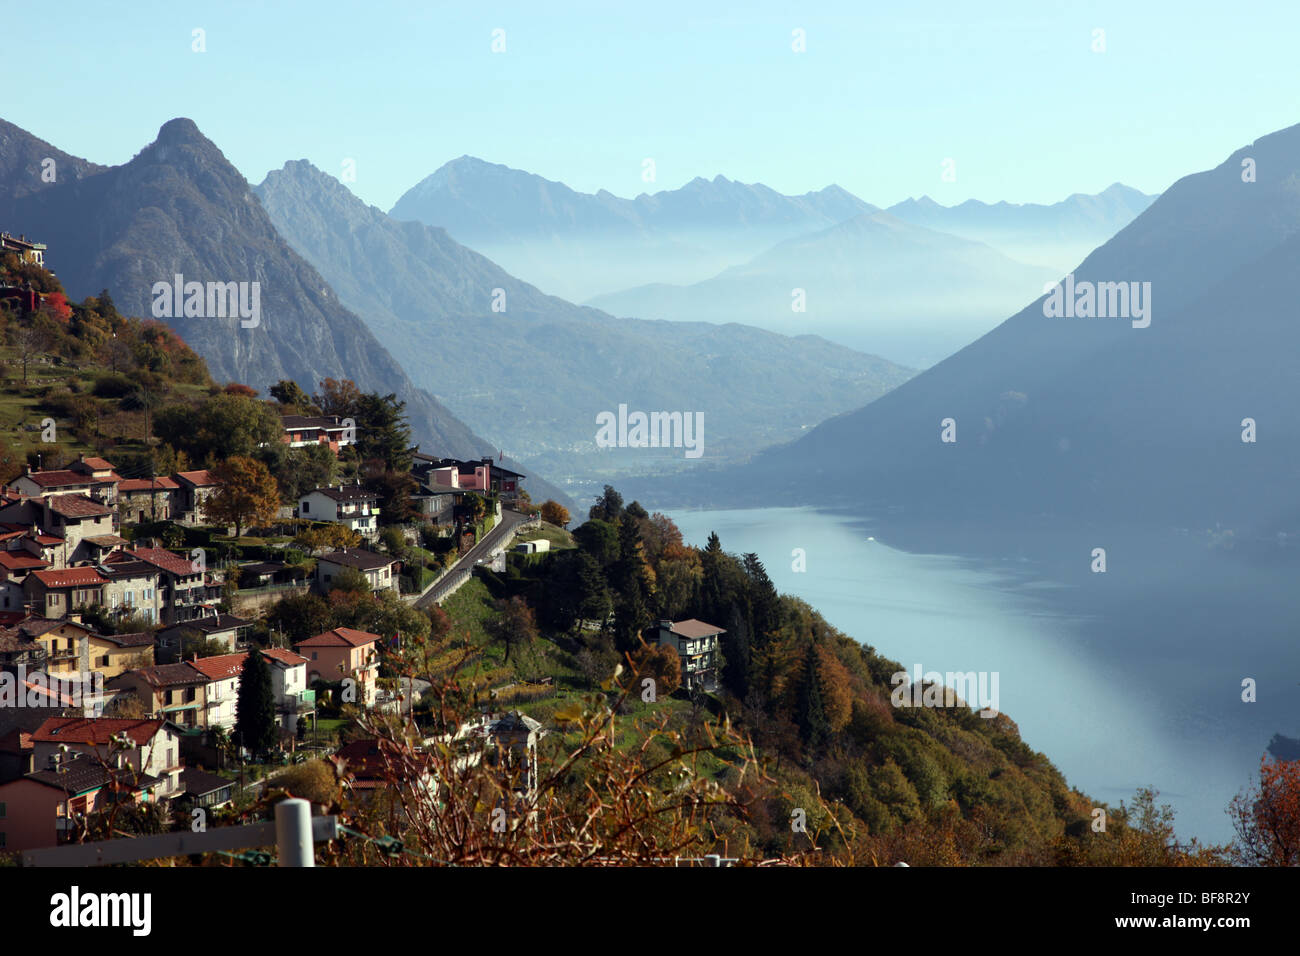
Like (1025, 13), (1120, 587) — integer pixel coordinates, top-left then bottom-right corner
(414, 509), (533, 608)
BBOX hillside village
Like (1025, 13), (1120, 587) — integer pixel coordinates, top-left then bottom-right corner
(0, 237), (592, 856)
(0, 234), (1235, 868)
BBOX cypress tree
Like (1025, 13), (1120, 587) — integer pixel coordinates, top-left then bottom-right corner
(235, 647), (277, 756)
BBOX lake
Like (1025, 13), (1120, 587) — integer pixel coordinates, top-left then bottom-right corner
(671, 506), (1300, 846)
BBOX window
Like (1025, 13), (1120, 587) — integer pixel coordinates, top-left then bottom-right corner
(312, 652), (318, 661)
(0, 802), (6, 818)
(302, 502), (310, 513)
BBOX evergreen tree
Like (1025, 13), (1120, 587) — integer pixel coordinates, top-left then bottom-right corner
(575, 552), (613, 633)
(609, 513), (654, 652)
(721, 601), (752, 699)
(796, 643), (831, 755)
(588, 485), (624, 523)
(235, 648), (278, 756)
(743, 552), (780, 649)
(700, 532), (726, 623)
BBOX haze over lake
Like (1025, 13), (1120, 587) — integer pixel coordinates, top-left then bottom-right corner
(672, 507), (1300, 844)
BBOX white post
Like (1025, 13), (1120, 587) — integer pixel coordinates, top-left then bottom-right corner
(276, 797), (315, 867)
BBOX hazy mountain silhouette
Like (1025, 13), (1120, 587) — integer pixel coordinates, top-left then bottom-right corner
(388, 156), (877, 299)
(589, 211), (1058, 368)
(0, 117), (567, 503)
(255, 159), (914, 488)
(650, 123), (1300, 538)
(887, 184), (1157, 272)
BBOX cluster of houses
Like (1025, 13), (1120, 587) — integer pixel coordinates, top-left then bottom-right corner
(0, 619), (388, 853)
(0, 421), (540, 856)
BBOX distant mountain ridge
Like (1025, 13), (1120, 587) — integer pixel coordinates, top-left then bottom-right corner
(387, 157), (879, 299)
(888, 183), (1153, 230)
(391, 155), (877, 240)
(650, 123), (1300, 537)
(0, 117), (569, 505)
(255, 159), (915, 490)
(588, 209), (1058, 368)
(886, 183), (1158, 271)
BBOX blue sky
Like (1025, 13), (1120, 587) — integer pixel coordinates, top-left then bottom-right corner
(6, 1), (1298, 211)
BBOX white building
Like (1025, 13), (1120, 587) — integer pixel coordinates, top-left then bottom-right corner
(299, 485), (381, 538)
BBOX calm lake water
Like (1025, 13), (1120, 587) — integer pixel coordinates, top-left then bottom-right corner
(671, 506), (1300, 846)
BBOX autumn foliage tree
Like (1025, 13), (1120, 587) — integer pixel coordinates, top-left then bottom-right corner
(628, 641), (681, 699)
(208, 455), (281, 537)
(1230, 756), (1300, 866)
(540, 500), (571, 528)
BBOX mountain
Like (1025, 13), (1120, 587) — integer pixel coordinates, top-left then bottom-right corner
(0, 118), (569, 505)
(663, 124), (1300, 537)
(254, 159), (914, 492)
(0, 118), (105, 200)
(886, 184), (1158, 273)
(388, 157), (877, 300)
(589, 212), (1059, 368)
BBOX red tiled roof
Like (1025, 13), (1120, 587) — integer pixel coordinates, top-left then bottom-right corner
(116, 662), (205, 688)
(31, 716), (165, 745)
(130, 547), (200, 577)
(18, 470), (91, 488)
(31, 567), (108, 588)
(79, 457), (115, 471)
(0, 551), (49, 571)
(296, 626), (381, 649)
(262, 647), (309, 667)
(45, 494), (112, 519)
(118, 477), (180, 492)
(189, 652), (247, 681)
(174, 470), (220, 487)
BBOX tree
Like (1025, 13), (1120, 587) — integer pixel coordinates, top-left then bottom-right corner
(743, 553), (780, 649)
(270, 379), (317, 413)
(487, 596), (539, 663)
(208, 456), (280, 537)
(295, 523), (362, 553)
(330, 566), (372, 596)
(573, 519), (618, 567)
(11, 317), (53, 384)
(315, 378), (363, 418)
(795, 643), (831, 754)
(267, 593), (334, 644)
(721, 602), (752, 699)
(380, 525), (407, 557)
(276, 444), (338, 504)
(154, 392), (281, 464)
(235, 648), (278, 756)
(540, 500), (571, 528)
(353, 392), (412, 473)
(588, 485), (623, 523)
(574, 552), (613, 632)
(1230, 756), (1300, 866)
(628, 641), (681, 698)
(366, 468), (417, 525)
(0, 435), (22, 485)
